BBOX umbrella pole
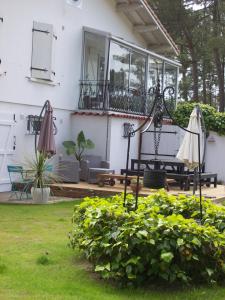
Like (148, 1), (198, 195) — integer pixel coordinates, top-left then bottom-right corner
(198, 133), (203, 222)
(123, 133), (131, 207)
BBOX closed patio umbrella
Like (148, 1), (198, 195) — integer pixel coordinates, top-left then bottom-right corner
(176, 106), (204, 170)
(37, 100), (56, 157)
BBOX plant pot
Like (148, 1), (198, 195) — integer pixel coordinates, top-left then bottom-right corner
(31, 187), (50, 204)
(143, 169), (166, 189)
(130, 182), (143, 193)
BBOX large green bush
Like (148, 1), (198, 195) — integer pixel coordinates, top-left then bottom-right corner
(70, 192), (225, 286)
(174, 102), (225, 135)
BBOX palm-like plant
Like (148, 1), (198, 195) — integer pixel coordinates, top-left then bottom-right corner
(63, 131), (95, 161)
(29, 152), (57, 189)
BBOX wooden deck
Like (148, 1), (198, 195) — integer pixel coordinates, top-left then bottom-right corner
(51, 182), (225, 202)
(1, 183), (224, 204)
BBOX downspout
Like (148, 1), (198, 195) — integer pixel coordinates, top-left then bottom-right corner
(105, 115), (110, 161)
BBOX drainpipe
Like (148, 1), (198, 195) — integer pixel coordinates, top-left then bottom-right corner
(105, 115), (110, 161)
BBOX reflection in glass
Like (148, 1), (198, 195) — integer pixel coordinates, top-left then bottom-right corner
(83, 32), (106, 81)
(109, 43), (130, 88)
(148, 58), (163, 91)
(164, 63), (177, 91)
(130, 52), (146, 90)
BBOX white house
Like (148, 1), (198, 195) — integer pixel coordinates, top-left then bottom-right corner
(0, 0), (180, 192)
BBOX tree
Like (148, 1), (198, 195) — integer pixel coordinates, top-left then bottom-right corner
(149, 0), (225, 111)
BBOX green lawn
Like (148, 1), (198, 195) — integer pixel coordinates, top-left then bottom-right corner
(1, 201), (225, 300)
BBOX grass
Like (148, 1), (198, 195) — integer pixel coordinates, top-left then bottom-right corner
(1, 201), (225, 299)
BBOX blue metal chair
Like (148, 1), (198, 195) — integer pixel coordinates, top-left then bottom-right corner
(7, 165), (34, 200)
(45, 164), (53, 172)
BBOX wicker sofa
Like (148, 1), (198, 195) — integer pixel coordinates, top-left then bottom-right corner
(58, 157), (80, 183)
(80, 155), (114, 184)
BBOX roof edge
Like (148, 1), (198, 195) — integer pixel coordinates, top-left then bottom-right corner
(139, 0), (180, 56)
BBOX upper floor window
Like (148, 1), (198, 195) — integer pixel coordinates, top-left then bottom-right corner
(83, 31), (106, 81)
(79, 29), (179, 116)
(148, 58), (163, 91)
(109, 42), (147, 91)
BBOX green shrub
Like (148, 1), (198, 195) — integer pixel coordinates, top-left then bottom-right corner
(70, 192), (225, 286)
(173, 102), (225, 135)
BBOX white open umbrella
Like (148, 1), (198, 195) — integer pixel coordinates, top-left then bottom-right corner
(176, 106), (204, 170)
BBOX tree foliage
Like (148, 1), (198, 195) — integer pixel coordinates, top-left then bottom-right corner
(150, 0), (225, 111)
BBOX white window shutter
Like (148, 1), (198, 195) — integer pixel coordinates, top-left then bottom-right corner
(31, 21), (55, 81)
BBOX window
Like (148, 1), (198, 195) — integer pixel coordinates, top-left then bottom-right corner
(109, 42), (147, 91)
(148, 57), (163, 91)
(80, 29), (179, 115)
(130, 52), (146, 90)
(109, 43), (130, 88)
(31, 21), (55, 81)
(83, 31), (106, 81)
(164, 63), (178, 93)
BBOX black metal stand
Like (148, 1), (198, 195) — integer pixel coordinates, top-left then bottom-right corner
(123, 82), (205, 222)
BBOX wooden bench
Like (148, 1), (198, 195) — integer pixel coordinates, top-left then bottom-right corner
(167, 173), (217, 190)
(97, 174), (141, 187)
(121, 169), (217, 191)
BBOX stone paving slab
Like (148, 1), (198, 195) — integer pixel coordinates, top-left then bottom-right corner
(0, 192), (76, 204)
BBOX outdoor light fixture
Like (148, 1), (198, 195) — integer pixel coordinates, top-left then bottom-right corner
(123, 123), (135, 138)
(27, 115), (43, 135)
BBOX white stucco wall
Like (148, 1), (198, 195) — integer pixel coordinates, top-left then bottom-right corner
(109, 117), (141, 173)
(0, 102), (72, 162)
(141, 124), (180, 161)
(0, 0), (146, 110)
(0, 0), (148, 190)
(71, 115), (109, 161)
(71, 115), (141, 173)
(142, 124), (225, 182)
(205, 132), (225, 182)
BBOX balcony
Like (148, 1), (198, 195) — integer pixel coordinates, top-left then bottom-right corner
(78, 80), (176, 117)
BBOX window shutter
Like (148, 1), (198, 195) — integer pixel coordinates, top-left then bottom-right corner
(31, 21), (55, 81)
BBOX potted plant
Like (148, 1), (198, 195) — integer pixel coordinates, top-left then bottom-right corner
(62, 130), (95, 162)
(130, 178), (143, 193)
(30, 152), (54, 203)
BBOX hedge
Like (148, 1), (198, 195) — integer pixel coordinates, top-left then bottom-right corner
(173, 102), (225, 135)
(70, 192), (225, 286)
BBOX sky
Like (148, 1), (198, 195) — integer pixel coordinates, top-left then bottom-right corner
(192, 3), (204, 10)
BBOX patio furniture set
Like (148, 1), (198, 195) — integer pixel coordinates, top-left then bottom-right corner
(7, 164), (53, 200)
(121, 158), (217, 191)
(58, 154), (115, 184)
(58, 155), (217, 192)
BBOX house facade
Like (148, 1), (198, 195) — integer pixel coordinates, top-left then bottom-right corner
(0, 0), (180, 191)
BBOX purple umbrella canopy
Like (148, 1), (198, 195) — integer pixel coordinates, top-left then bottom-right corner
(37, 101), (56, 157)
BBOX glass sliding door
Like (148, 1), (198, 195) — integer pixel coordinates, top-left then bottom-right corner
(164, 63), (178, 113)
(109, 42), (130, 89)
(79, 29), (179, 115)
(80, 31), (107, 110)
(164, 63), (178, 94)
(148, 57), (163, 91)
(108, 41), (147, 114)
(83, 31), (106, 81)
(146, 58), (163, 113)
(130, 51), (146, 90)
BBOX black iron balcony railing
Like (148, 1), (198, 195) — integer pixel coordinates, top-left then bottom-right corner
(78, 80), (176, 116)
